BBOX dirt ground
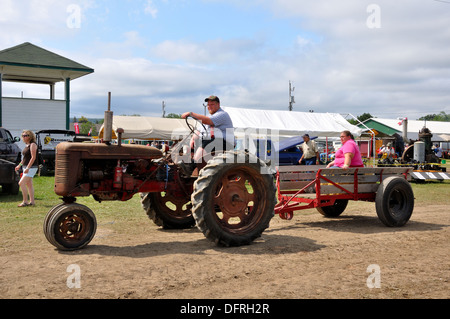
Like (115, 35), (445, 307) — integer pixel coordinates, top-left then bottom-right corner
(0, 201), (448, 301)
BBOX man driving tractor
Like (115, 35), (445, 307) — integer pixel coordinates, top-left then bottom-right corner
(181, 95), (234, 167)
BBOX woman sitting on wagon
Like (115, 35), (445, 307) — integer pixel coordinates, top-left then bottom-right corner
(326, 130), (364, 169)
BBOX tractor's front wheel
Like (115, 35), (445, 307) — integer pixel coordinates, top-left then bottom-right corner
(44, 203), (97, 251)
(192, 152), (276, 246)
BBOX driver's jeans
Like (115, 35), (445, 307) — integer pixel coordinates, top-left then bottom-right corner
(193, 137), (234, 164)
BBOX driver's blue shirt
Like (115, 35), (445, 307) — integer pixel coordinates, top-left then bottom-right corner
(205, 108), (234, 143)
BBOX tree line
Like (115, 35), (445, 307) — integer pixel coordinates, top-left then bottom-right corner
(71, 113), (181, 136)
(72, 116), (102, 136)
(348, 111), (449, 125)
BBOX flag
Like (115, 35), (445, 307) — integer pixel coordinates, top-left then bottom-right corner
(398, 117), (407, 126)
(74, 122), (80, 134)
(88, 128), (92, 136)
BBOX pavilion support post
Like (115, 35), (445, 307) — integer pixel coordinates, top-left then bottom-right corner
(65, 78), (70, 130)
(50, 83), (55, 100)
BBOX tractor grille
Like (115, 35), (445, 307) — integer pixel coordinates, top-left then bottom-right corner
(55, 154), (71, 184)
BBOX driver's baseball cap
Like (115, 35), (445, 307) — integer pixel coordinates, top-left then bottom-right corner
(205, 95), (220, 103)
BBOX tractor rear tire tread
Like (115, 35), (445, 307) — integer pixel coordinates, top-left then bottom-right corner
(192, 151), (276, 247)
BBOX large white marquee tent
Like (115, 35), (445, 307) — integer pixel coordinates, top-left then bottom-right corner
(223, 107), (362, 138)
(99, 108), (362, 141)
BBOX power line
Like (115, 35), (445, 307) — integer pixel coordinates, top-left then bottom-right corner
(289, 81), (295, 111)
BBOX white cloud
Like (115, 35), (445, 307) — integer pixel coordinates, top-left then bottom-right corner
(144, 0), (158, 18)
(0, 0), (95, 48)
(0, 0), (17, 23)
(150, 38), (263, 66)
(259, 1), (450, 115)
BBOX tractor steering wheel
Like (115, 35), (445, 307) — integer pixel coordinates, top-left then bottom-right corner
(185, 113), (208, 138)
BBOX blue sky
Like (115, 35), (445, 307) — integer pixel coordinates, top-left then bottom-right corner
(1, 0), (450, 120)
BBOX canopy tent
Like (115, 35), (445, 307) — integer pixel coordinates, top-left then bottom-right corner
(98, 108), (362, 141)
(99, 116), (196, 140)
(360, 118), (450, 143)
(272, 135), (317, 152)
(222, 107), (363, 138)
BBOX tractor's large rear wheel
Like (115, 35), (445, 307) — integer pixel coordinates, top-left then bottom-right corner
(192, 152), (276, 246)
(140, 192), (195, 229)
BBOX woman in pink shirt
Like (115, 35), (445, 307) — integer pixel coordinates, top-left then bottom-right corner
(327, 130), (364, 169)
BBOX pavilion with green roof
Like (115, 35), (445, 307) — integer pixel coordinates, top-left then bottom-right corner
(0, 42), (93, 131)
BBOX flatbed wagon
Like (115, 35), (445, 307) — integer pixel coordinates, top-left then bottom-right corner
(275, 165), (415, 226)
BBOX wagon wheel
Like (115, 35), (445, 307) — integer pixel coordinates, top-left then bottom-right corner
(192, 151), (276, 246)
(375, 176), (414, 227)
(44, 203), (97, 251)
(140, 192), (194, 229)
(316, 199), (348, 217)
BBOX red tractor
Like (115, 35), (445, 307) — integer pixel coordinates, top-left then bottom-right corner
(43, 116), (276, 250)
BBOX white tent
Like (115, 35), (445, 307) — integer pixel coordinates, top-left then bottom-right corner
(98, 108), (363, 141)
(222, 107), (363, 138)
(366, 118), (450, 142)
(98, 116), (195, 140)
(372, 118), (450, 135)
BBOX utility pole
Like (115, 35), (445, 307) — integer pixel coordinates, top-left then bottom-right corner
(162, 101), (166, 118)
(289, 81), (295, 111)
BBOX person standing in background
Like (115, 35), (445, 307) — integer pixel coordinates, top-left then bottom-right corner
(298, 134), (319, 165)
(15, 130), (38, 207)
(434, 144), (443, 158)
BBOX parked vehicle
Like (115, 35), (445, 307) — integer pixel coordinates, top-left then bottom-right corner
(0, 127), (21, 163)
(0, 128), (21, 194)
(36, 130), (77, 176)
(0, 159), (20, 195)
(245, 136), (318, 166)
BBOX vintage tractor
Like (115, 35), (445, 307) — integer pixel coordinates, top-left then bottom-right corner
(43, 114), (276, 250)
